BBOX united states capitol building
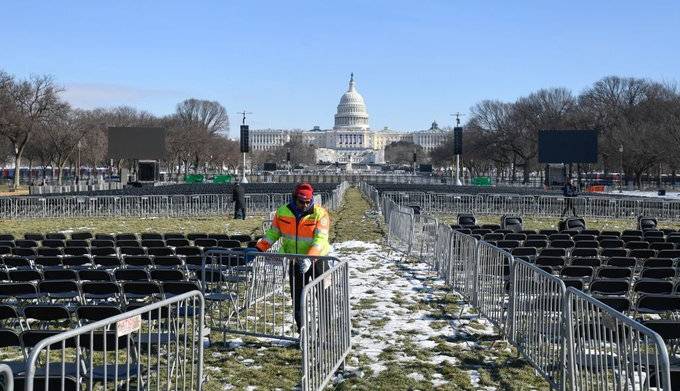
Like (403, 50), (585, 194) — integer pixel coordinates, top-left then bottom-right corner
(249, 75), (451, 164)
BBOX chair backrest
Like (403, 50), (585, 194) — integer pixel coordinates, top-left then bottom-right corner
(549, 239), (575, 249)
(524, 239), (548, 249)
(560, 266), (593, 278)
(601, 248), (629, 258)
(590, 279), (630, 295)
(187, 233), (209, 241)
(78, 270), (112, 282)
(153, 255), (183, 267)
(596, 266), (632, 279)
(636, 294), (680, 314)
(24, 233), (45, 241)
(114, 269), (150, 281)
(630, 249), (657, 259)
(70, 231), (93, 240)
(62, 255), (91, 266)
(594, 296), (630, 313)
(115, 233), (138, 241)
(570, 257), (600, 267)
(119, 246), (146, 256)
(571, 248), (598, 258)
(147, 246), (174, 256)
(34, 256), (62, 267)
(91, 239), (115, 248)
(598, 239), (624, 249)
(634, 279), (674, 294)
(123, 255), (153, 267)
(142, 239), (166, 248)
(163, 233), (186, 240)
(41, 239), (65, 248)
(90, 247), (117, 256)
(140, 232), (163, 240)
(536, 256), (565, 268)
(64, 247), (90, 256)
(605, 257), (636, 268)
(642, 257), (674, 268)
(641, 267), (675, 280)
(166, 238), (190, 247)
(483, 233), (504, 241)
(540, 248), (566, 257)
(42, 269), (78, 281)
(116, 239), (141, 248)
(574, 240), (599, 249)
(657, 249), (680, 259)
(10, 269), (42, 282)
(94, 233), (115, 241)
(76, 305), (122, 323)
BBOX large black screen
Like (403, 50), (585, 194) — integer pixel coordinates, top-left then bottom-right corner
(538, 130), (598, 163)
(108, 127), (167, 160)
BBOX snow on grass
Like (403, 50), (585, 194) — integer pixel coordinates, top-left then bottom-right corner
(330, 239), (549, 390)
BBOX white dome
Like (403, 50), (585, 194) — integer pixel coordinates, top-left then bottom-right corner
(334, 74), (369, 130)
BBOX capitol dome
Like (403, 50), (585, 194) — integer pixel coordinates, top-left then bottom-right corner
(334, 73), (370, 131)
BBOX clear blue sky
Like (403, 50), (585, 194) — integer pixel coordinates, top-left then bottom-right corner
(2, 0), (679, 135)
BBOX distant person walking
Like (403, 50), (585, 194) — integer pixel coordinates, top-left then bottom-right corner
(561, 179), (579, 218)
(232, 179), (246, 220)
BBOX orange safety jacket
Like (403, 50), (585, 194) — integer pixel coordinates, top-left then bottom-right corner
(255, 203), (331, 256)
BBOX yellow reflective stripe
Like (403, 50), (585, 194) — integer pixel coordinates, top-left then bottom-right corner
(280, 233), (315, 243)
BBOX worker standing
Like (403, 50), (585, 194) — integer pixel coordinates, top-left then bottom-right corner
(255, 182), (331, 331)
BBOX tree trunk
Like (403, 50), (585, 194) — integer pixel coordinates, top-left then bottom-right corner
(13, 155), (21, 188)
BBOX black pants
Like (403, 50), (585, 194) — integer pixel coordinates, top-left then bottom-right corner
(234, 207), (246, 220)
(289, 258), (328, 331)
(561, 198), (577, 218)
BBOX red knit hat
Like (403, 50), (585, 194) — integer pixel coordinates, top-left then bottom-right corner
(294, 183), (314, 201)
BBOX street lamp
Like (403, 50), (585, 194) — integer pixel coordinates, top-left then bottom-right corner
(618, 144), (624, 193)
(76, 140), (82, 185)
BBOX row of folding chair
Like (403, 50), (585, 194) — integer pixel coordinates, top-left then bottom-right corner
(0, 245), (256, 264)
(1, 232), (254, 242)
(0, 237), (255, 250)
(511, 245), (680, 260)
(0, 280), (202, 307)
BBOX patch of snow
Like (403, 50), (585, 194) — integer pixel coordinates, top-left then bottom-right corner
(407, 372), (425, 381)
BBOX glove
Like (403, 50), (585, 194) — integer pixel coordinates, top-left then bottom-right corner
(297, 258), (312, 274)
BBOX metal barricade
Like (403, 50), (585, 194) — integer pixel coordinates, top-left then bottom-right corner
(386, 209), (414, 255)
(0, 364), (12, 391)
(23, 290), (205, 391)
(301, 259), (351, 391)
(202, 250), (344, 343)
(566, 287), (672, 390)
(475, 242), (513, 335)
(510, 259), (567, 390)
(433, 223), (453, 278)
(447, 230), (478, 302)
(413, 214), (439, 266)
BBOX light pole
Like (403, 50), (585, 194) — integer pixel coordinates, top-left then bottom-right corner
(619, 144), (624, 193)
(76, 140), (81, 185)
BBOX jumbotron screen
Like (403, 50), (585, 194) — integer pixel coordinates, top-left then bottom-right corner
(538, 129), (598, 164)
(108, 127), (167, 160)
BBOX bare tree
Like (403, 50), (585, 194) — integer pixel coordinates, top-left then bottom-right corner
(175, 99), (229, 135)
(0, 74), (64, 186)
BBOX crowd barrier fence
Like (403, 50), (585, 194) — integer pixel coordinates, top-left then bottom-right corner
(301, 258), (352, 391)
(511, 259), (567, 390)
(23, 290), (205, 391)
(201, 249), (350, 391)
(0, 364), (12, 391)
(566, 287), (672, 391)
(383, 191), (680, 220)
